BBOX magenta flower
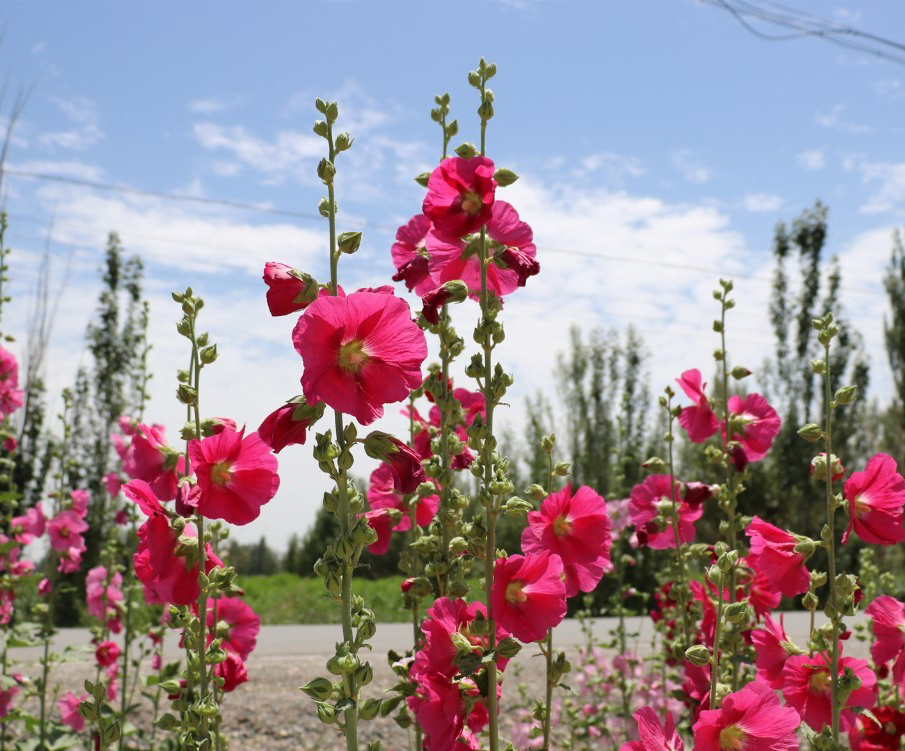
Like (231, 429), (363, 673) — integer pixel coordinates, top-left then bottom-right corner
(56, 546), (84, 574)
(47, 510), (88, 553)
(629, 475), (704, 549)
(122, 423), (185, 501)
(362, 508), (395, 555)
(491, 552), (567, 643)
(293, 289), (427, 425)
(0, 347), (23, 420)
(521, 484), (612, 597)
(676, 369), (719, 443)
(10, 506), (45, 545)
(865, 595), (905, 691)
(751, 614), (797, 689)
(693, 681), (800, 751)
(257, 399), (320, 453)
(95, 640), (120, 668)
(408, 672), (466, 751)
(104, 472), (122, 497)
(782, 651), (877, 731)
(427, 200), (536, 299)
(0, 678), (20, 719)
(391, 213), (434, 296)
(215, 651), (248, 693)
(207, 597), (260, 660)
(190, 428), (279, 526)
(843, 453), (905, 545)
(420, 597), (510, 679)
(725, 393), (781, 463)
(620, 706), (684, 751)
(86, 565), (123, 629)
(363, 431), (426, 494)
(262, 262), (317, 316)
(745, 516), (809, 597)
(422, 156), (496, 240)
(58, 691), (88, 731)
(367, 463), (438, 531)
(70, 489), (89, 517)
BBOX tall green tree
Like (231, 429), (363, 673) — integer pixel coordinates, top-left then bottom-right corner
(883, 228), (905, 466)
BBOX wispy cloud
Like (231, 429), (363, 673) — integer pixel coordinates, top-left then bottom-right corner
(742, 193), (783, 213)
(797, 149), (826, 170)
(188, 96), (244, 115)
(816, 104), (875, 135)
(671, 149), (712, 184)
(571, 152), (645, 184)
(859, 159), (905, 214)
(39, 95), (104, 151)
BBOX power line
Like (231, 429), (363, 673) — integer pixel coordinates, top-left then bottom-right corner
(703, 0), (905, 66)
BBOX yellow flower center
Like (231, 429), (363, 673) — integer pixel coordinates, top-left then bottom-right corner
(853, 494), (869, 517)
(460, 191), (483, 215)
(552, 515), (572, 537)
(211, 461), (232, 487)
(505, 580), (527, 605)
(810, 669), (831, 693)
(337, 339), (369, 373)
(719, 724), (746, 751)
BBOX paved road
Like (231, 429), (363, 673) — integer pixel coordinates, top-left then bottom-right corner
(8, 611), (865, 661)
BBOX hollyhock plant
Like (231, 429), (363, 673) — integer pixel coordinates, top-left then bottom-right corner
(190, 427), (280, 526)
(520, 484), (612, 597)
(739, 557), (782, 616)
(693, 681), (800, 751)
(263, 261), (317, 316)
(86, 565), (123, 627)
(422, 155), (496, 240)
(363, 508), (396, 555)
(629, 475), (704, 549)
(391, 213), (434, 296)
(782, 651), (877, 731)
(123, 423), (185, 501)
(842, 453), (905, 545)
(725, 393), (781, 464)
(751, 614), (799, 689)
(426, 200), (537, 299)
(214, 651), (248, 693)
(58, 691), (88, 731)
(46, 510), (88, 553)
(491, 552), (567, 643)
(10, 506), (45, 544)
(745, 516), (810, 597)
(95, 640), (120, 668)
(257, 398), (323, 453)
(676, 368), (719, 443)
(408, 672), (466, 751)
(0, 680), (19, 719)
(620, 707), (684, 751)
(207, 597), (260, 660)
(292, 288), (428, 425)
(104, 471), (122, 497)
(865, 595), (905, 690)
(420, 597), (510, 679)
(363, 431), (427, 494)
(420, 281), (469, 325)
(850, 706), (905, 750)
(367, 463), (438, 530)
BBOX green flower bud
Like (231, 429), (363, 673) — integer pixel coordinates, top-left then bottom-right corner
(317, 158), (336, 184)
(504, 497), (533, 517)
(724, 601), (750, 625)
(335, 132), (353, 152)
(316, 701), (338, 724)
(414, 172), (431, 188)
(337, 231), (362, 255)
(834, 385), (857, 405)
(797, 423), (823, 443)
(730, 365), (752, 380)
(493, 168), (519, 187)
(354, 663), (373, 687)
(300, 677), (334, 701)
(359, 698), (381, 721)
(455, 142), (478, 159)
(684, 644), (711, 667)
(496, 637), (521, 659)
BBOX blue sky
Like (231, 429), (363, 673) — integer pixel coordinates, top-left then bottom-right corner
(0, 0), (903, 547)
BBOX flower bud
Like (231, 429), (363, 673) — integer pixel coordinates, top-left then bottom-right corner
(316, 701), (338, 724)
(359, 698), (381, 721)
(724, 601), (750, 624)
(496, 637), (522, 659)
(504, 497), (533, 517)
(337, 231), (362, 255)
(642, 456), (667, 472)
(525, 484), (546, 502)
(797, 423), (823, 443)
(834, 385), (857, 405)
(300, 677), (334, 701)
(684, 644), (711, 667)
(454, 142), (478, 159)
(354, 663), (373, 687)
(317, 158), (335, 184)
(335, 132), (353, 152)
(493, 168), (519, 187)
(730, 366), (752, 380)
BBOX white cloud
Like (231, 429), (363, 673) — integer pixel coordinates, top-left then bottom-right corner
(39, 95), (104, 151)
(30, 42), (45, 55)
(873, 79), (902, 100)
(816, 104), (875, 135)
(192, 123), (322, 179)
(671, 149), (712, 184)
(859, 160), (905, 214)
(571, 152), (645, 184)
(797, 149), (826, 170)
(188, 96), (243, 115)
(742, 193), (783, 213)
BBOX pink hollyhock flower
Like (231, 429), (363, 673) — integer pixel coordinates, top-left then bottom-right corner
(0, 678), (20, 719)
(725, 393), (781, 463)
(620, 706), (684, 751)
(126, 480), (221, 605)
(56, 545), (84, 574)
(263, 262), (317, 316)
(0, 348), (19, 386)
(86, 565), (124, 625)
(151, 653), (162, 671)
(408, 672), (466, 751)
(420, 597), (510, 679)
(520, 484), (612, 597)
(70, 489), (90, 516)
(10, 506), (45, 545)
(367, 464), (438, 531)
(105, 665), (118, 701)
(426, 200), (536, 300)
(739, 557), (782, 616)
(104, 472), (122, 497)
(257, 399), (322, 453)
(123, 423), (185, 501)
(751, 614), (798, 689)
(629, 475), (704, 549)
(745, 516), (810, 597)
(693, 680), (800, 751)
(782, 651), (877, 731)
(3, 436), (16, 453)
(865, 595), (905, 690)
(207, 597), (260, 660)
(676, 369), (719, 443)
(95, 640), (120, 667)
(47, 510), (88, 553)
(114, 509), (129, 526)
(420, 281), (469, 325)
(215, 651), (248, 693)
(850, 706), (905, 751)
(497, 243), (540, 288)
(491, 552), (567, 643)
(391, 214), (434, 296)
(363, 431), (426, 494)
(843, 453), (905, 545)
(422, 156), (496, 240)
(210, 417), (237, 435)
(293, 289), (428, 425)
(362, 508), (395, 555)
(190, 428), (279, 526)
(58, 691), (88, 731)
(37, 577), (52, 596)
(118, 416), (136, 435)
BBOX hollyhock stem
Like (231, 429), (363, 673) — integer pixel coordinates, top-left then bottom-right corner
(664, 392), (693, 651)
(540, 447), (555, 751)
(708, 567), (726, 708)
(822, 337), (841, 743)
